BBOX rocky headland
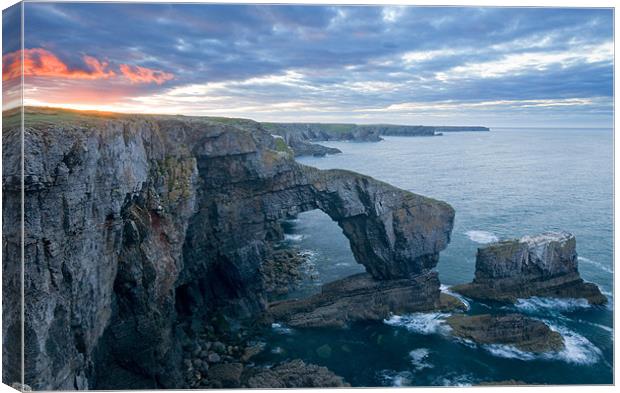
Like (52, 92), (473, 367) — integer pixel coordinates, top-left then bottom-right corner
(3, 107), (456, 390)
(451, 232), (607, 305)
(262, 122), (490, 157)
(2, 108), (605, 389)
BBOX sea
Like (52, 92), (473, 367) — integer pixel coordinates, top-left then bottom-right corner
(253, 128), (614, 386)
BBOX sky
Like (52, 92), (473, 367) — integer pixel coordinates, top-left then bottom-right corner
(1, 2), (614, 127)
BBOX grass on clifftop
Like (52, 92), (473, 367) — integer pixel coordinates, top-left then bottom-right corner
(2, 106), (262, 130)
(262, 122), (357, 134)
(3, 106), (133, 129)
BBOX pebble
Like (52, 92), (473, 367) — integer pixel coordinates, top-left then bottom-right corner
(212, 341), (226, 353)
(207, 353), (221, 363)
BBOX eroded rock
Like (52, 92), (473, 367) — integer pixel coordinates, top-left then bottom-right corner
(452, 232), (606, 305)
(243, 359), (349, 388)
(3, 108), (455, 389)
(446, 313), (564, 353)
(267, 272), (464, 328)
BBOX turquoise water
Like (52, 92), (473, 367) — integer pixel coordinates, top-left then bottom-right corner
(257, 128), (613, 386)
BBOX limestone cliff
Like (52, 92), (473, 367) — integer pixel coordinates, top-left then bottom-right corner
(2, 107), (455, 390)
(452, 232), (606, 305)
(263, 122), (490, 156)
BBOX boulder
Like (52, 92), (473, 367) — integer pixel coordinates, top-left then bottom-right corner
(206, 363), (244, 388)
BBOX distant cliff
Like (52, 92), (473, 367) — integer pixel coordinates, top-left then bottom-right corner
(3, 107), (455, 390)
(262, 122), (490, 156)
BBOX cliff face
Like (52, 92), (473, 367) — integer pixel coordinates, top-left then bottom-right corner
(2, 109), (455, 390)
(452, 232), (606, 305)
(263, 122), (489, 156)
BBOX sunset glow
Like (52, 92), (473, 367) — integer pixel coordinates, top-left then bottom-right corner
(3, 48), (117, 81)
(2, 3), (613, 127)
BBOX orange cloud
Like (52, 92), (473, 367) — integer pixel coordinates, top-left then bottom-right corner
(119, 64), (174, 85)
(2, 48), (116, 81)
(2, 48), (174, 86)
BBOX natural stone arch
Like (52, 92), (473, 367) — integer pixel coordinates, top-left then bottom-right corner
(303, 167), (455, 280)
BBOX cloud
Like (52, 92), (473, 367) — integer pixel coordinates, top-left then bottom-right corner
(2, 47), (175, 86)
(435, 41), (613, 81)
(119, 64), (174, 84)
(2, 48), (116, 81)
(13, 3), (614, 126)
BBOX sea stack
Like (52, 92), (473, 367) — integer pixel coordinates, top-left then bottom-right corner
(452, 232), (607, 305)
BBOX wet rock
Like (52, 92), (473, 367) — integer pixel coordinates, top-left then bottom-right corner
(206, 353), (221, 364)
(207, 363), (244, 388)
(452, 232), (607, 305)
(261, 249), (307, 299)
(244, 359), (349, 388)
(446, 314), (564, 353)
(290, 140), (342, 157)
(267, 272), (464, 328)
(212, 341), (226, 354)
(240, 344), (265, 362)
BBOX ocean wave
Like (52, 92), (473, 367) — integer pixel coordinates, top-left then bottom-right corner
(409, 348), (433, 371)
(514, 297), (590, 314)
(284, 234), (304, 242)
(298, 249), (317, 259)
(271, 322), (294, 335)
(384, 313), (451, 335)
(453, 337), (477, 349)
(578, 256), (614, 274)
(440, 284), (471, 310)
(378, 370), (413, 387)
(483, 344), (536, 361)
(483, 323), (601, 365)
(578, 319), (613, 334)
(544, 323), (602, 365)
(465, 230), (498, 244)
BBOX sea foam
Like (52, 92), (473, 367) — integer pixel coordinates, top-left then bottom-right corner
(482, 323), (601, 365)
(271, 322), (294, 335)
(544, 323), (602, 365)
(465, 230), (499, 244)
(514, 296), (590, 314)
(432, 373), (474, 387)
(384, 313), (451, 335)
(440, 284), (471, 310)
(378, 370), (414, 387)
(283, 234), (304, 242)
(409, 348), (433, 371)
